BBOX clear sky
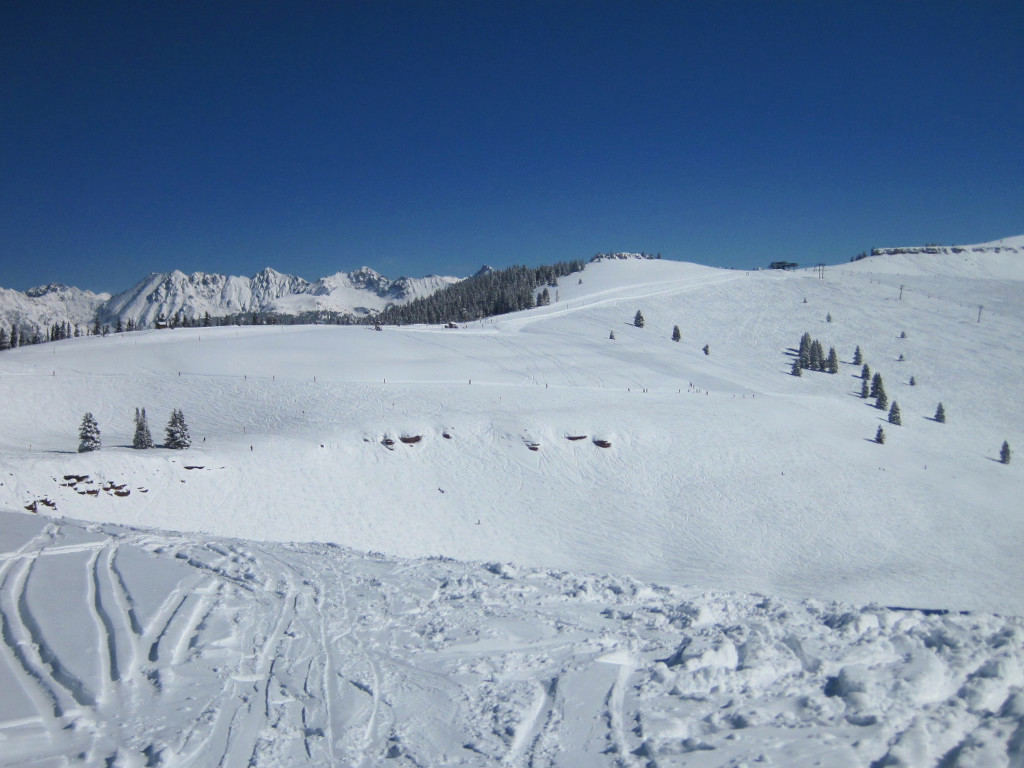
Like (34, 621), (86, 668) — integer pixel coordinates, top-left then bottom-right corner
(2, 1), (1022, 293)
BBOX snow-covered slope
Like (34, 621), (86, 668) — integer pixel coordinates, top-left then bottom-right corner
(1, 245), (1023, 765)
(866, 234), (1024, 280)
(3, 511), (1021, 767)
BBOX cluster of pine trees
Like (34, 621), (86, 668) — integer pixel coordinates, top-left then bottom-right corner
(0, 323), (47, 349)
(77, 409), (190, 453)
(371, 261), (585, 326)
(792, 332), (838, 375)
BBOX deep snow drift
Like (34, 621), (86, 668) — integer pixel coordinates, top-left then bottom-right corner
(1, 244), (1022, 765)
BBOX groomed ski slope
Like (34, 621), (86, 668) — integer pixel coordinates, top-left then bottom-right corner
(1, 247), (1022, 766)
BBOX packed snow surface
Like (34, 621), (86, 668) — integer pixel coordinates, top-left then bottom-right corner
(1, 512), (1022, 767)
(1, 244), (1022, 765)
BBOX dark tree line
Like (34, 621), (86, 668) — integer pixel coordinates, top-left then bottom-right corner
(371, 261), (585, 326)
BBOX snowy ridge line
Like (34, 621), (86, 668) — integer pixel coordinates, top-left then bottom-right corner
(1, 512), (1022, 766)
(497, 269), (744, 331)
(1, 265), (463, 339)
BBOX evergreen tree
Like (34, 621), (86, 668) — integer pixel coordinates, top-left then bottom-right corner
(116, 317), (124, 333)
(860, 378), (870, 398)
(633, 310), (645, 328)
(133, 407), (154, 449)
(203, 311), (212, 327)
(791, 358), (802, 376)
(861, 363), (871, 380)
(826, 312), (833, 323)
(609, 330), (615, 340)
(671, 325), (681, 342)
(0, 327), (7, 350)
(78, 412), (101, 452)
(1000, 441), (1012, 464)
(852, 345), (862, 365)
(798, 332), (812, 369)
(900, 330), (907, 339)
(165, 409), (191, 449)
(10, 324), (19, 348)
(875, 426), (885, 444)
(826, 346), (839, 374)
(934, 402), (945, 423)
(870, 372), (882, 398)
(810, 340), (824, 371)
(875, 380), (888, 410)
(888, 401), (901, 425)
(909, 376), (916, 386)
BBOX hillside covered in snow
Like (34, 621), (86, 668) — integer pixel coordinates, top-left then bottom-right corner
(1, 239), (1022, 766)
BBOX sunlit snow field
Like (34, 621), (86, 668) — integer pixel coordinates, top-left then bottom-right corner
(1, 246), (1022, 766)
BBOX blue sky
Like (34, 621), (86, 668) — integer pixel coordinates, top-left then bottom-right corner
(2, 1), (1022, 293)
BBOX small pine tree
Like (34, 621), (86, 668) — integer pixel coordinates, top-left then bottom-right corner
(133, 407), (154, 449)
(900, 330), (907, 339)
(870, 372), (882, 398)
(810, 340), (824, 371)
(633, 310), (645, 328)
(888, 401), (901, 425)
(672, 325), (681, 342)
(909, 376), (916, 386)
(853, 346), (863, 365)
(875, 381), (888, 411)
(860, 378), (870, 398)
(78, 412), (101, 453)
(799, 332), (812, 369)
(609, 330), (615, 340)
(165, 409), (191, 449)
(1000, 441), (1012, 464)
(875, 426), (885, 444)
(826, 312), (833, 323)
(791, 358), (802, 377)
(898, 352), (905, 362)
(826, 346), (839, 374)
(861, 363), (871, 381)
(934, 403), (945, 423)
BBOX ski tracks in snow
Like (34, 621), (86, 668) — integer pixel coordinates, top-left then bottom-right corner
(3, 512), (1024, 767)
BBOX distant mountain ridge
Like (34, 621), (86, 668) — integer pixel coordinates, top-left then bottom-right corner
(870, 236), (1024, 258)
(1, 266), (462, 338)
(0, 283), (110, 341)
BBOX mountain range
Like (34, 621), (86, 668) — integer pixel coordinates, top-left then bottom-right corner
(0, 266), (463, 336)
(3, 237), (1022, 338)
